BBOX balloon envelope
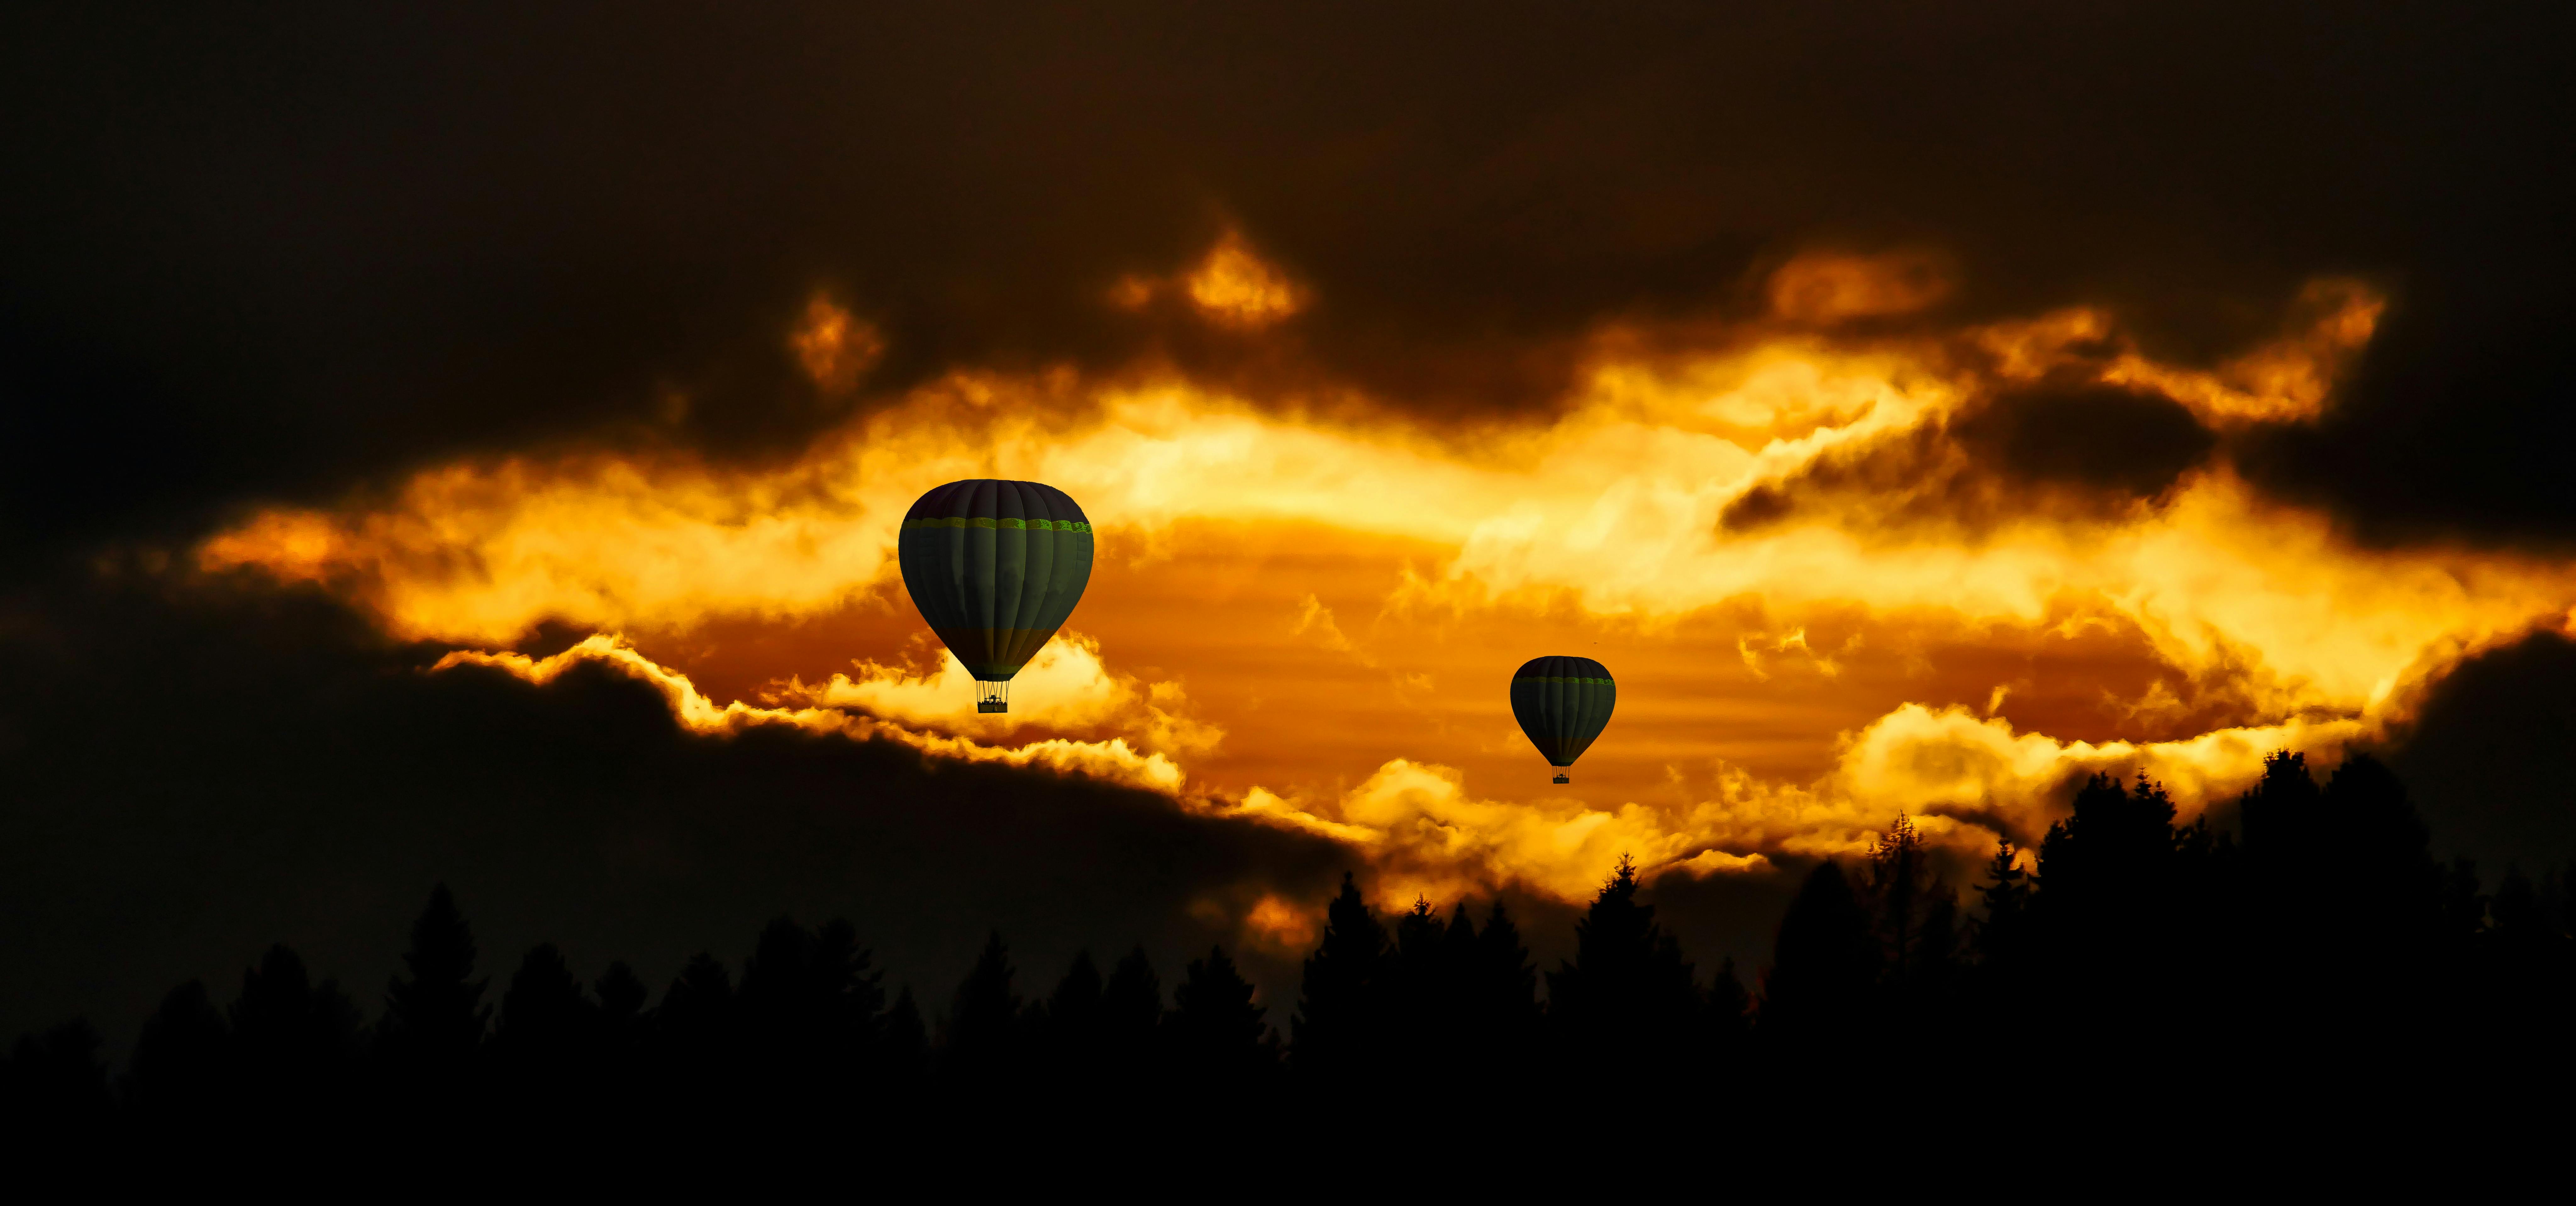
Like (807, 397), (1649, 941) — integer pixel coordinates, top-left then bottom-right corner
(897, 480), (1094, 708)
(1510, 656), (1616, 769)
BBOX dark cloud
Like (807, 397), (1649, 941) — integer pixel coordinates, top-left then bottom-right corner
(0, 575), (1356, 1044)
(3, 1), (2570, 569)
(1722, 380), (2220, 533)
(2389, 629), (2576, 875)
(2241, 295), (2576, 551)
(1955, 382), (2217, 499)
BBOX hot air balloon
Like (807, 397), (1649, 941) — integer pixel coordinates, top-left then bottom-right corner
(1510, 656), (1615, 784)
(897, 479), (1095, 713)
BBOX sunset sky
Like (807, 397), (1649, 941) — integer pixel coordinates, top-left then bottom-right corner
(6, 2), (2573, 1036)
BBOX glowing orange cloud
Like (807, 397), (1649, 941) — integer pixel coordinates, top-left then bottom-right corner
(1766, 249), (1953, 324)
(436, 635), (1190, 794)
(790, 295), (886, 395)
(193, 261), (2576, 920)
(778, 631), (1223, 759)
(1183, 231), (1303, 327)
(1100, 230), (1304, 328)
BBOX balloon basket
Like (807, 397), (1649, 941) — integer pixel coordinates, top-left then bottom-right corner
(1553, 773), (1569, 784)
(976, 680), (1010, 714)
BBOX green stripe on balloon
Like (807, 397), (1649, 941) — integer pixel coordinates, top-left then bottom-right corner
(900, 516), (1093, 532)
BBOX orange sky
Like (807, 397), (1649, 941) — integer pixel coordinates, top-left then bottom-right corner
(196, 240), (2576, 928)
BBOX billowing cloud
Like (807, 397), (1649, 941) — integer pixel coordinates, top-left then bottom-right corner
(791, 295), (886, 397)
(782, 631), (1223, 759)
(192, 267), (2576, 908)
(1183, 232), (1305, 329)
(1766, 249), (1955, 325)
(435, 635), (1190, 795)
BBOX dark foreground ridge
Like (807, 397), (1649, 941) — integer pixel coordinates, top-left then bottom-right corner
(4, 751), (2572, 1156)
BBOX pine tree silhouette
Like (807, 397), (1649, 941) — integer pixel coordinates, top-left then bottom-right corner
(808, 919), (887, 1060)
(1965, 841), (2035, 1045)
(1292, 872), (1388, 1081)
(378, 884), (491, 1090)
(1853, 816), (1960, 1027)
(230, 944), (362, 1112)
(1386, 896), (1461, 1082)
(2318, 755), (2445, 939)
(1548, 855), (1698, 1077)
(1973, 841), (2032, 960)
(1038, 950), (1107, 1085)
(588, 959), (652, 1121)
(737, 916), (886, 1110)
(1431, 902), (1483, 1081)
(1758, 861), (1876, 1063)
(2040, 774), (2197, 936)
(881, 986), (930, 1089)
(2028, 772), (2185, 1062)
(738, 917), (817, 1061)
(125, 980), (232, 1119)
(594, 961), (650, 1056)
(656, 951), (738, 1102)
(943, 930), (1023, 1097)
(1101, 946), (1163, 1102)
(491, 943), (594, 1100)
(53, 745), (2576, 1137)
(1472, 902), (1540, 1046)
(1169, 945), (1275, 1092)
(2239, 749), (2323, 858)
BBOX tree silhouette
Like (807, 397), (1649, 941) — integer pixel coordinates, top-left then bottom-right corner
(2037, 773), (2179, 916)
(230, 944), (361, 1111)
(1100, 946), (1163, 1102)
(14, 746), (2575, 1137)
(944, 930), (1023, 1095)
(1759, 862), (1877, 1064)
(594, 961), (650, 1057)
(2239, 748), (2324, 858)
(1037, 950), (1106, 1087)
(656, 952), (738, 1100)
(1291, 872), (1387, 1081)
(1385, 896), (1463, 1083)
(1168, 945), (1275, 1092)
(737, 916), (886, 1109)
(1855, 815), (1958, 1014)
(2026, 772), (2190, 1065)
(1471, 902), (1540, 1052)
(378, 884), (490, 1089)
(1973, 842), (2032, 959)
(881, 987), (929, 1089)
(125, 980), (231, 1118)
(491, 943), (594, 1103)
(1548, 855), (1698, 1076)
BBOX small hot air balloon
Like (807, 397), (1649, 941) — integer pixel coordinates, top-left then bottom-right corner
(897, 479), (1095, 713)
(1511, 656), (1615, 784)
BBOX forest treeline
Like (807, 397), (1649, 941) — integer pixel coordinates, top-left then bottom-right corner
(5, 751), (2573, 1139)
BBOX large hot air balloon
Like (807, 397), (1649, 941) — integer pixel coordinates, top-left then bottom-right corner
(897, 479), (1095, 713)
(1511, 656), (1615, 784)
